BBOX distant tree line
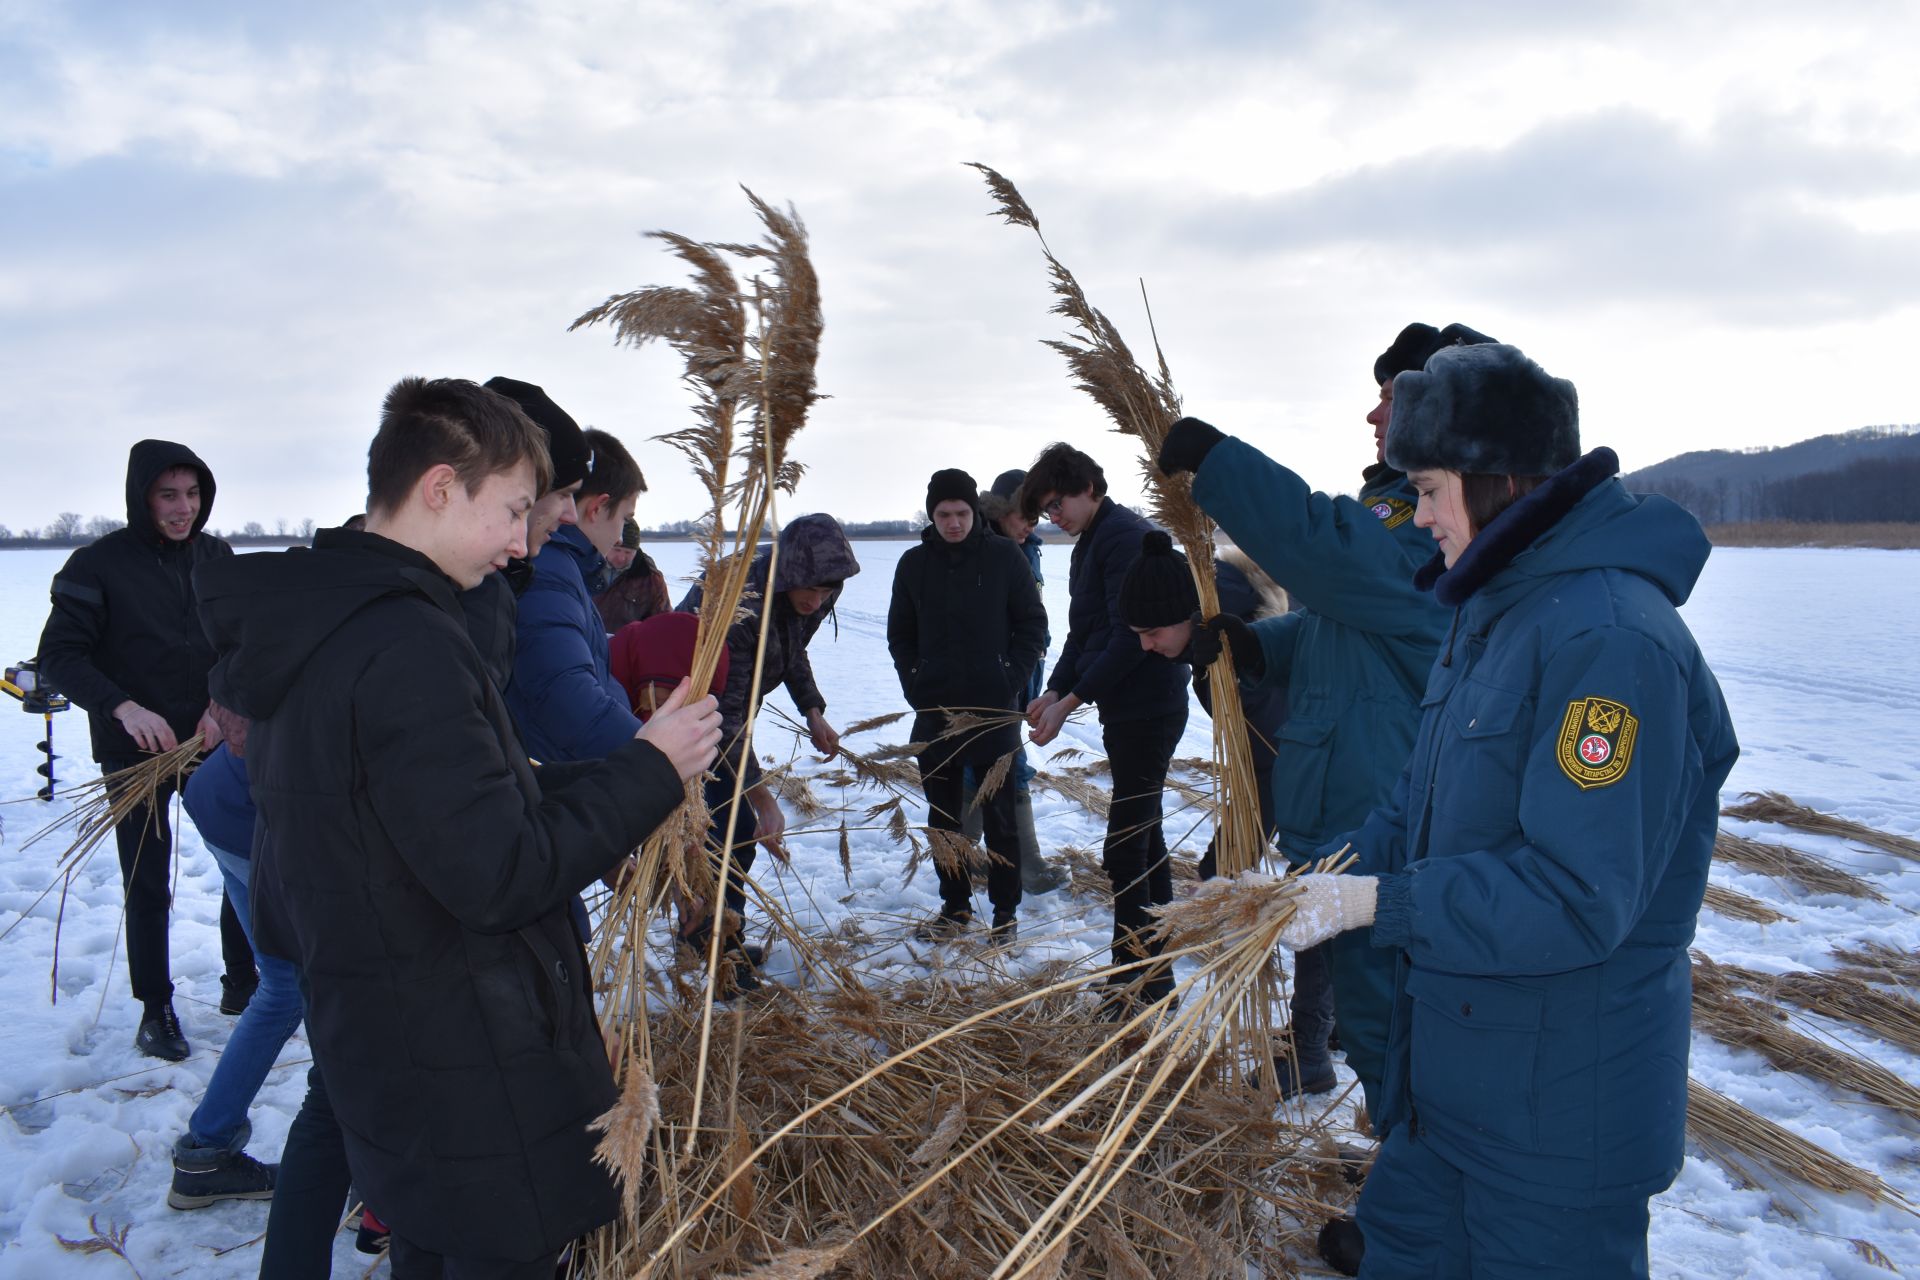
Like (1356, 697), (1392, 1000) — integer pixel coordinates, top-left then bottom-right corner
(0, 515), (318, 548)
(643, 514), (930, 539)
(1633, 456), (1920, 524)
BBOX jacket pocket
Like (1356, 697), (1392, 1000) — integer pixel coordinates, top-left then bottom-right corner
(1271, 717), (1335, 845)
(1407, 968), (1543, 1153)
(1430, 681), (1530, 833)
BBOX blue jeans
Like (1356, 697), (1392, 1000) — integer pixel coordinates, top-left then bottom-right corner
(181, 843), (306, 1152)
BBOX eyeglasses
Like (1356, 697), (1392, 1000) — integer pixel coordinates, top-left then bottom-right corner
(1042, 496), (1066, 518)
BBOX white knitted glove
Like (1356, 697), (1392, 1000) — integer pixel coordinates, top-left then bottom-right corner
(1277, 875), (1378, 950)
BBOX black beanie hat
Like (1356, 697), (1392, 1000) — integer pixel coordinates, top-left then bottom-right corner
(1119, 530), (1199, 629)
(1372, 322), (1499, 386)
(989, 468), (1026, 500)
(926, 468), (979, 515)
(1385, 343), (1580, 476)
(484, 376), (592, 493)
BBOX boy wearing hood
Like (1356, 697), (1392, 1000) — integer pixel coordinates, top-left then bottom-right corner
(888, 469), (1048, 939)
(37, 439), (254, 1060)
(195, 377), (720, 1275)
(679, 512), (861, 983)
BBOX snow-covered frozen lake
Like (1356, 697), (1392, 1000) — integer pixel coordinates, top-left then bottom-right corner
(1, 539), (1917, 1278)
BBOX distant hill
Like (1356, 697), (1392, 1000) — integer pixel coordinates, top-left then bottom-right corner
(1623, 425), (1920, 523)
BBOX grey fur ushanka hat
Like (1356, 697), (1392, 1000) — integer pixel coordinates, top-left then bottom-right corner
(1384, 343), (1580, 477)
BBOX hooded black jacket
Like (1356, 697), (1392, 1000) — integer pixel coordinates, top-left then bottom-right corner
(887, 519), (1048, 748)
(680, 512), (862, 780)
(196, 529), (685, 1262)
(37, 440), (232, 761)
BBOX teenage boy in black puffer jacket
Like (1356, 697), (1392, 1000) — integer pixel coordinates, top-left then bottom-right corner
(37, 439), (255, 1060)
(196, 377), (721, 1277)
(888, 469), (1048, 940)
(1021, 443), (1190, 1011)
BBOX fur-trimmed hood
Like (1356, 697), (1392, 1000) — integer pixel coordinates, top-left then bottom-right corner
(1215, 545), (1288, 619)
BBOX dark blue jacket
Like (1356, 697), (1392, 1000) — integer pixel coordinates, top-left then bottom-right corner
(1191, 438), (1449, 1099)
(508, 524), (640, 763)
(1047, 499), (1189, 722)
(1346, 450), (1738, 1207)
(182, 742), (255, 858)
(1017, 532), (1048, 706)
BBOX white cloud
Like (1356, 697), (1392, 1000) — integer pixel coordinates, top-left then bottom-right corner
(0, 0), (1915, 532)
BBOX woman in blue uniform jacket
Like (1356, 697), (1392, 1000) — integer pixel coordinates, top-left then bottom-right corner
(1272, 343), (1738, 1277)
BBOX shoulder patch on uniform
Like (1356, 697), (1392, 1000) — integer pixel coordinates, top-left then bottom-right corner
(1556, 696), (1638, 789)
(1369, 495), (1414, 529)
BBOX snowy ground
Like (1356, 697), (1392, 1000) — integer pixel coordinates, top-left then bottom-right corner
(1, 539), (1917, 1278)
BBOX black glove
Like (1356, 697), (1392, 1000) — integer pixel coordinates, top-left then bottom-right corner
(1187, 611), (1265, 678)
(1156, 417), (1227, 478)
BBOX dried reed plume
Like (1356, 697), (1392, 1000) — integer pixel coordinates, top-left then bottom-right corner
(1723, 791), (1920, 863)
(1700, 882), (1794, 925)
(969, 162), (1266, 882)
(1686, 1080), (1910, 1209)
(1691, 953), (1920, 1122)
(1712, 832), (1884, 902)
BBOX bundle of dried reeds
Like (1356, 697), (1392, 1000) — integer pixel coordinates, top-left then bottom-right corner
(1699, 956), (1920, 1057)
(2, 739), (207, 1001)
(969, 163), (1266, 884)
(575, 951), (1341, 1279)
(1686, 1080), (1909, 1209)
(1691, 953), (1920, 1121)
(1700, 882), (1794, 925)
(1723, 791), (1920, 863)
(1712, 832), (1885, 902)
(1830, 941), (1920, 990)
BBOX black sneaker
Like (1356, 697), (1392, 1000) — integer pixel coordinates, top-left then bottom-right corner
(988, 911), (1018, 944)
(167, 1146), (276, 1209)
(219, 974), (258, 1016)
(136, 1002), (189, 1061)
(1317, 1215), (1364, 1276)
(912, 910), (971, 942)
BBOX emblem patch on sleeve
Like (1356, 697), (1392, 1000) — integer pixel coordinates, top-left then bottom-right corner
(1370, 495), (1414, 528)
(1556, 696), (1638, 789)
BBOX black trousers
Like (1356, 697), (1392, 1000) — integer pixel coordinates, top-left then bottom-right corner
(260, 1061), (354, 1280)
(918, 732), (1022, 918)
(388, 1235), (562, 1280)
(703, 764), (759, 919)
(1100, 708), (1187, 995)
(103, 756), (253, 1004)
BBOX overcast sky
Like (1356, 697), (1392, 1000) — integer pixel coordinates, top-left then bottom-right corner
(3, 0), (1916, 533)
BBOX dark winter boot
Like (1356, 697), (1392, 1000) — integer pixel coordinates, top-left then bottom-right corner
(1268, 1045), (1338, 1099)
(1012, 791), (1067, 894)
(913, 908), (972, 942)
(989, 909), (1018, 944)
(219, 973), (259, 1016)
(355, 1206), (392, 1254)
(1317, 1215), (1365, 1276)
(136, 1000), (189, 1061)
(168, 1142), (276, 1209)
